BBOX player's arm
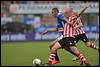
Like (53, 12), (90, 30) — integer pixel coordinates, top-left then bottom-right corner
(74, 19), (83, 29)
(41, 27), (64, 35)
(73, 2), (91, 26)
(57, 28), (64, 32)
(63, 17), (73, 25)
(76, 21), (83, 28)
(41, 28), (57, 35)
(77, 2), (91, 17)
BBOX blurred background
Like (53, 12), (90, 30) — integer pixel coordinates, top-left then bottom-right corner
(1, 1), (99, 41)
(1, 1), (99, 66)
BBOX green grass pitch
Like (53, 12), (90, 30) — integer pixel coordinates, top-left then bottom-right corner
(1, 40), (99, 66)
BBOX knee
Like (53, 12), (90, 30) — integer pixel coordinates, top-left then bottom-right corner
(51, 42), (60, 51)
(49, 43), (54, 49)
(86, 42), (92, 47)
(50, 47), (57, 52)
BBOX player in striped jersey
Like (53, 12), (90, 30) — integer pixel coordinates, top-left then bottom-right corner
(41, 8), (77, 65)
(59, 3), (99, 61)
(45, 15), (90, 66)
(69, 15), (99, 51)
(42, 7), (89, 65)
(69, 14), (99, 61)
(42, 3), (92, 66)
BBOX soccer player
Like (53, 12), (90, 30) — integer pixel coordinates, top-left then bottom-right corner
(43, 13), (91, 66)
(53, 2), (99, 62)
(69, 15), (99, 61)
(42, 2), (95, 65)
(41, 8), (77, 65)
(62, 4), (99, 61)
(62, 8), (99, 51)
(41, 3), (93, 66)
(41, 8), (68, 64)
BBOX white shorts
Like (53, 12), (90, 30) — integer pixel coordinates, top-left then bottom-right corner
(57, 35), (63, 41)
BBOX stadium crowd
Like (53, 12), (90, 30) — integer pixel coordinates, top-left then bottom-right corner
(1, 1), (99, 34)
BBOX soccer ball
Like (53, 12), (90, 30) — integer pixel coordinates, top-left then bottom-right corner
(33, 58), (41, 66)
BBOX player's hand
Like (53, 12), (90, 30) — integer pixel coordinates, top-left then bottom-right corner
(85, 2), (91, 8)
(40, 30), (48, 35)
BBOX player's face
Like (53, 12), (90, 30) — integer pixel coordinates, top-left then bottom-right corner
(51, 10), (58, 17)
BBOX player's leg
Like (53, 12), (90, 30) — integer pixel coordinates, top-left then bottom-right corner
(52, 38), (80, 63)
(51, 35), (80, 62)
(79, 34), (99, 51)
(71, 35), (80, 61)
(64, 47), (77, 56)
(86, 41), (99, 51)
(50, 35), (64, 64)
(64, 47), (79, 61)
(47, 41), (61, 65)
(64, 37), (90, 66)
(46, 38), (67, 65)
(49, 40), (60, 64)
(69, 46), (90, 66)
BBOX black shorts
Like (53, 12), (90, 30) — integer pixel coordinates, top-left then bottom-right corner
(75, 33), (88, 43)
(58, 37), (76, 48)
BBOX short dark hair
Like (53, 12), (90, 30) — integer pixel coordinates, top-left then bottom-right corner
(52, 8), (59, 12)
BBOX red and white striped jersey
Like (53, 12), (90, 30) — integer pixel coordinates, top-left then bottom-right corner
(63, 15), (76, 37)
(74, 17), (85, 35)
(63, 15), (85, 37)
(63, 23), (75, 37)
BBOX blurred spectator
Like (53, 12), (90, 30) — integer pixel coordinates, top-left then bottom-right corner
(10, 1), (20, 4)
(23, 15), (36, 32)
(1, 12), (5, 17)
(33, 16), (40, 28)
(19, 1), (28, 4)
(27, 1), (35, 4)
(1, 22), (36, 34)
(1, 1), (99, 34)
(35, 1), (56, 4)
(87, 14), (98, 25)
(41, 14), (56, 26)
(14, 15), (24, 23)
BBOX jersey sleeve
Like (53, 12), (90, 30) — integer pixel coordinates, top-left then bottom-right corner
(56, 23), (61, 30)
(57, 13), (64, 20)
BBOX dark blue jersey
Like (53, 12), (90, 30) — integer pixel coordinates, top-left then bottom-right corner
(56, 12), (66, 36)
